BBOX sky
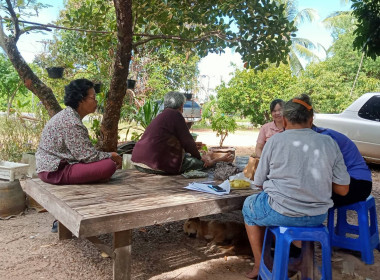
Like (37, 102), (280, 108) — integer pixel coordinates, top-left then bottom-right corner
(197, 0), (352, 99)
(6, 0), (351, 100)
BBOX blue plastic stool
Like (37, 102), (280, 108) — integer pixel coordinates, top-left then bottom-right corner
(327, 195), (380, 265)
(258, 225), (332, 280)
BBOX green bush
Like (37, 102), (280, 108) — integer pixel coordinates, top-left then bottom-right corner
(0, 116), (44, 162)
(210, 112), (237, 147)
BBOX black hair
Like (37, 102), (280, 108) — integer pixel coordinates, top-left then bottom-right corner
(270, 99), (285, 112)
(283, 93), (314, 124)
(64, 79), (94, 109)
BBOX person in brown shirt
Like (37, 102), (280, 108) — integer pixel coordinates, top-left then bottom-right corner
(132, 91), (214, 174)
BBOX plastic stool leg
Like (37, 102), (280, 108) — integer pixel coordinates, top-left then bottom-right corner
(320, 231), (332, 280)
(358, 204), (374, 264)
(272, 231), (291, 280)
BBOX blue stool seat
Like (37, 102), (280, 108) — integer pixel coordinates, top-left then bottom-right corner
(327, 195), (380, 265)
(258, 225), (332, 280)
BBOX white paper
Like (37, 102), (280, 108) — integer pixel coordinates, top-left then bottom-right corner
(185, 180), (230, 196)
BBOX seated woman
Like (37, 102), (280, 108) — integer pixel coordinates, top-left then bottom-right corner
(132, 91), (232, 175)
(312, 125), (372, 206)
(255, 99), (285, 157)
(242, 94), (350, 279)
(36, 79), (122, 185)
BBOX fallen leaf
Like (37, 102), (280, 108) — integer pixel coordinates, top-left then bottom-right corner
(101, 252), (110, 258)
(40, 244), (55, 248)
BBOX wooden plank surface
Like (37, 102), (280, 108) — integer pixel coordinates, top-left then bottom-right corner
(23, 170), (257, 237)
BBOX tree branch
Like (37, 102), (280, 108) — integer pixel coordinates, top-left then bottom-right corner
(19, 26), (52, 36)
(5, 18), (238, 48)
(5, 0), (21, 42)
(133, 31), (238, 47)
(17, 19), (116, 34)
(0, 16), (7, 50)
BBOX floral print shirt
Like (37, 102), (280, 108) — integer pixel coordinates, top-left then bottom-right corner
(36, 106), (111, 173)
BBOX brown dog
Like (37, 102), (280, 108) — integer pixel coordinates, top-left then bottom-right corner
(183, 217), (247, 245)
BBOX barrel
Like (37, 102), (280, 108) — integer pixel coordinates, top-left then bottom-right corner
(0, 179), (26, 218)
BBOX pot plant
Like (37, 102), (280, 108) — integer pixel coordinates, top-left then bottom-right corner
(127, 79), (136, 89)
(46, 66), (65, 79)
(209, 111), (237, 162)
(42, 54), (66, 79)
(184, 93), (193, 100)
(123, 98), (161, 141)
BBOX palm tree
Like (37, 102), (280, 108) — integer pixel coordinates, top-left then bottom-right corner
(276, 0), (321, 75)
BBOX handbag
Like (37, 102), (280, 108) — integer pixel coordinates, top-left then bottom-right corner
(243, 156), (260, 180)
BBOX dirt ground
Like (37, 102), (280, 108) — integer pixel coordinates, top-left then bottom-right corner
(1, 129), (380, 280)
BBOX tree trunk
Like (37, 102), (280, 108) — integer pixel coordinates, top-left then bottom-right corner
(3, 39), (62, 118)
(98, 0), (133, 152)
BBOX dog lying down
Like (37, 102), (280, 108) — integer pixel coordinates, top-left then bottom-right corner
(183, 217), (251, 255)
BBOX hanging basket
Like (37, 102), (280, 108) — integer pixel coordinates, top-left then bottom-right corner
(184, 93), (193, 100)
(46, 67), (64, 79)
(94, 83), (102, 93)
(127, 79), (136, 89)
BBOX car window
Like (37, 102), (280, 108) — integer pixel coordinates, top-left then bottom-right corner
(183, 101), (200, 108)
(358, 95), (380, 122)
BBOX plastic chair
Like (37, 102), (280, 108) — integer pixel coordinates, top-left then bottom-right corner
(327, 195), (380, 264)
(258, 225), (332, 280)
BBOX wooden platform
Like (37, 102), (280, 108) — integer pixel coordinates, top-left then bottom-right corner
(23, 170), (256, 280)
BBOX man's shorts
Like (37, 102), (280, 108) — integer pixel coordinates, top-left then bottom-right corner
(242, 191), (327, 227)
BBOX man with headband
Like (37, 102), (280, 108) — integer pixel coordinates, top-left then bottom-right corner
(242, 93), (350, 279)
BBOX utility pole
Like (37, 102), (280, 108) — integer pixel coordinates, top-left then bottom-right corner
(200, 74), (210, 102)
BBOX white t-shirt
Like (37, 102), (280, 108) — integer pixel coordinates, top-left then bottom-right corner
(253, 128), (350, 217)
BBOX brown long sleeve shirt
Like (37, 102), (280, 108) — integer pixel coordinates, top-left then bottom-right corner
(131, 108), (201, 174)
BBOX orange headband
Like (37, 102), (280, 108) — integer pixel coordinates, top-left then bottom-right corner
(292, 99), (312, 111)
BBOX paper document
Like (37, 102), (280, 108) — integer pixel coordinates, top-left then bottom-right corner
(185, 180), (230, 195)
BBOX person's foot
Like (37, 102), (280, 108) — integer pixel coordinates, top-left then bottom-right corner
(245, 267), (259, 279)
(214, 152), (234, 163)
(51, 220), (58, 233)
(289, 243), (302, 258)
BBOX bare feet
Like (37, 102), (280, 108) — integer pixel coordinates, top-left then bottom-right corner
(219, 152), (234, 163)
(201, 151), (235, 167)
(213, 152), (234, 163)
(245, 266), (259, 279)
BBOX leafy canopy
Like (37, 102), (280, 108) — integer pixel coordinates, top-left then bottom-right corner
(216, 64), (295, 125)
(60, 0), (296, 71)
(351, 0), (380, 60)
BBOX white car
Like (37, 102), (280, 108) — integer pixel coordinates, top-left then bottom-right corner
(314, 93), (380, 164)
(182, 100), (202, 124)
(157, 99), (202, 128)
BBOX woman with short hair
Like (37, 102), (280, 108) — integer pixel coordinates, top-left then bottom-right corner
(132, 91), (211, 174)
(36, 78), (122, 185)
(255, 99), (285, 157)
(132, 91), (232, 174)
(242, 94), (350, 279)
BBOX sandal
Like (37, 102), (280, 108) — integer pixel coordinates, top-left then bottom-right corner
(51, 220), (58, 233)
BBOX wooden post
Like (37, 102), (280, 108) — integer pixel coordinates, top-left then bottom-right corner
(113, 230), (132, 280)
(58, 221), (73, 240)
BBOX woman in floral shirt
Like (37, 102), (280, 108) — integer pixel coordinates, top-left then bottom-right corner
(36, 79), (122, 184)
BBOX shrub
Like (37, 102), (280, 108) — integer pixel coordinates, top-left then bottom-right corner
(0, 116), (44, 162)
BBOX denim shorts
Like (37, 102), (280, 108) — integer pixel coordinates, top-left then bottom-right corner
(242, 191), (327, 226)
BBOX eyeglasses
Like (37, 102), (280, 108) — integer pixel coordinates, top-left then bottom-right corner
(86, 96), (97, 102)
